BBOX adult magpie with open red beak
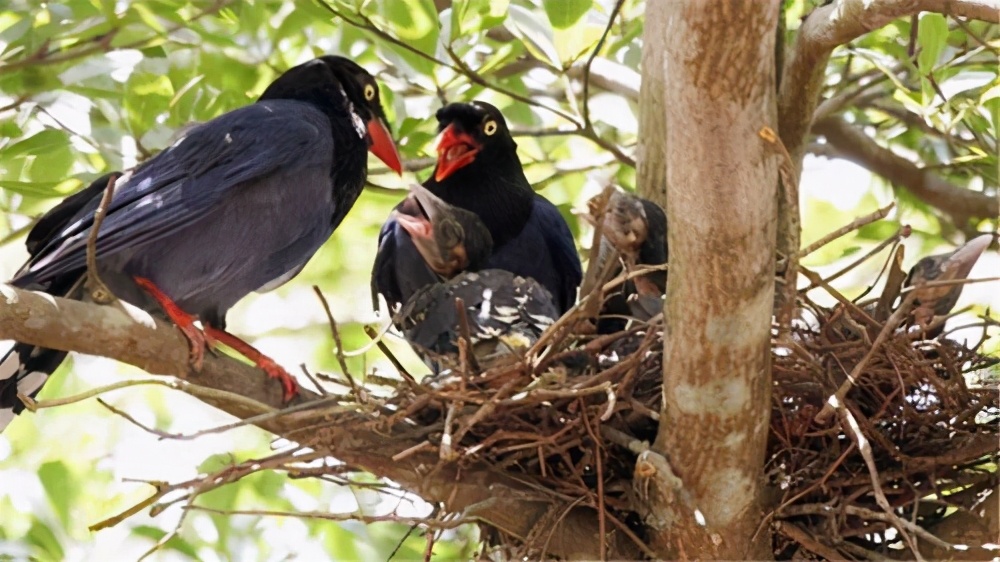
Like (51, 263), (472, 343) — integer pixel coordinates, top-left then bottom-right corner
(417, 101), (582, 315)
(1, 55), (402, 432)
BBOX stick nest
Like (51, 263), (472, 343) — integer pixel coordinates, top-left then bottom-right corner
(357, 236), (999, 560)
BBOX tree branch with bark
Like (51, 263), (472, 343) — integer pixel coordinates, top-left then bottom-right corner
(779, 0), (1000, 166)
(0, 283), (638, 559)
(812, 116), (999, 224)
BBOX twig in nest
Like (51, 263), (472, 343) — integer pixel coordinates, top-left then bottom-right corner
(453, 296), (480, 374)
(777, 521), (848, 561)
(580, 185), (614, 297)
(800, 202), (895, 258)
(313, 286), (360, 398)
(814, 289), (918, 423)
(802, 225), (910, 292)
(185, 505), (472, 528)
(441, 400), (459, 461)
(527, 264), (668, 366)
(85, 173), (119, 304)
(580, 404), (607, 562)
(392, 440), (434, 462)
(839, 405), (931, 558)
(800, 266), (881, 331)
(364, 325), (419, 389)
(874, 244), (906, 321)
(298, 364), (329, 396)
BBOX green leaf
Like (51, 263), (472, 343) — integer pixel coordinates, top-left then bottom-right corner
(38, 461), (75, 529)
(129, 3), (167, 34)
(507, 4), (561, 69)
(917, 13), (947, 75)
(0, 180), (63, 198)
(380, 0), (439, 53)
(131, 73), (173, 97)
(132, 525), (200, 558)
(1, 130), (70, 158)
(26, 519), (64, 562)
(857, 220), (902, 241)
(543, 0), (591, 29)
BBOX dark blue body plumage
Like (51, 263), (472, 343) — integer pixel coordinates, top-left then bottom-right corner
(376, 101), (581, 315)
(20, 101), (346, 323)
(1, 55), (402, 431)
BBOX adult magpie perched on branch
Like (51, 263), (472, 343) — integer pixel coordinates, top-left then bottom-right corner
(0, 55), (402, 432)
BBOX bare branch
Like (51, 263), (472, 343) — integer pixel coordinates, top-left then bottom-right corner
(812, 116), (998, 223)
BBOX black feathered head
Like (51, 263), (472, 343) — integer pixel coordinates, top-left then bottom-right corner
(260, 56), (402, 174)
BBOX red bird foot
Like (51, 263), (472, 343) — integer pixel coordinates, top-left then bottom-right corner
(204, 326), (300, 402)
(133, 276), (298, 402)
(133, 276), (214, 370)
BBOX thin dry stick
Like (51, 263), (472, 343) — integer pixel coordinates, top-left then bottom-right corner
(581, 406), (607, 562)
(186, 505), (471, 529)
(801, 202), (896, 257)
(85, 173), (119, 304)
(799, 267), (881, 330)
(20, 378), (273, 417)
(815, 290), (918, 424)
(312, 286), (359, 396)
(298, 364), (330, 396)
(580, 186), (614, 296)
(453, 296), (480, 373)
(841, 406), (947, 558)
(581, 0), (626, 131)
(527, 263), (668, 362)
(363, 325), (419, 389)
(777, 521), (848, 560)
(802, 227), (908, 292)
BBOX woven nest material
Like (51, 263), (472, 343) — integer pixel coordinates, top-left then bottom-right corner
(349, 233), (999, 560)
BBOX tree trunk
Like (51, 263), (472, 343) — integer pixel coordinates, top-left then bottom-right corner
(635, 4), (668, 208)
(640, 1), (781, 558)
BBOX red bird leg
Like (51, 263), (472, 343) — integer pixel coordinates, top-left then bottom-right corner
(202, 326), (299, 402)
(132, 276), (211, 370)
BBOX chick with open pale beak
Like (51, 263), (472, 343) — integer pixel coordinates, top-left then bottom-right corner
(394, 183), (493, 279)
(904, 234), (992, 328)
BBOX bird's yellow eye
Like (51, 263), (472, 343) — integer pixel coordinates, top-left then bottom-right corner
(483, 120), (498, 136)
(364, 84), (376, 101)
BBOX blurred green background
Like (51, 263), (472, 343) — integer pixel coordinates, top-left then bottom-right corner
(0, 0), (997, 559)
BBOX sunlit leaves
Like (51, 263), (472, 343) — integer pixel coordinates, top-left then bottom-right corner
(450, 0), (508, 38)
(916, 13), (947, 75)
(543, 0), (591, 29)
(38, 461), (76, 529)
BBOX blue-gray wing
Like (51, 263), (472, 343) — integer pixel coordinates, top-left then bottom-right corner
(19, 100), (330, 284)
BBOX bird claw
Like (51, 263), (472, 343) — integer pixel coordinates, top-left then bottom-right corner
(133, 275), (212, 371)
(177, 321), (208, 371)
(256, 357), (299, 402)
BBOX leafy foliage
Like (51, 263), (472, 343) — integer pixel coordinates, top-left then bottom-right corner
(0, 0), (995, 559)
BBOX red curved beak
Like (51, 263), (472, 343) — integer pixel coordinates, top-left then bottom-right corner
(434, 124), (480, 182)
(368, 117), (403, 175)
